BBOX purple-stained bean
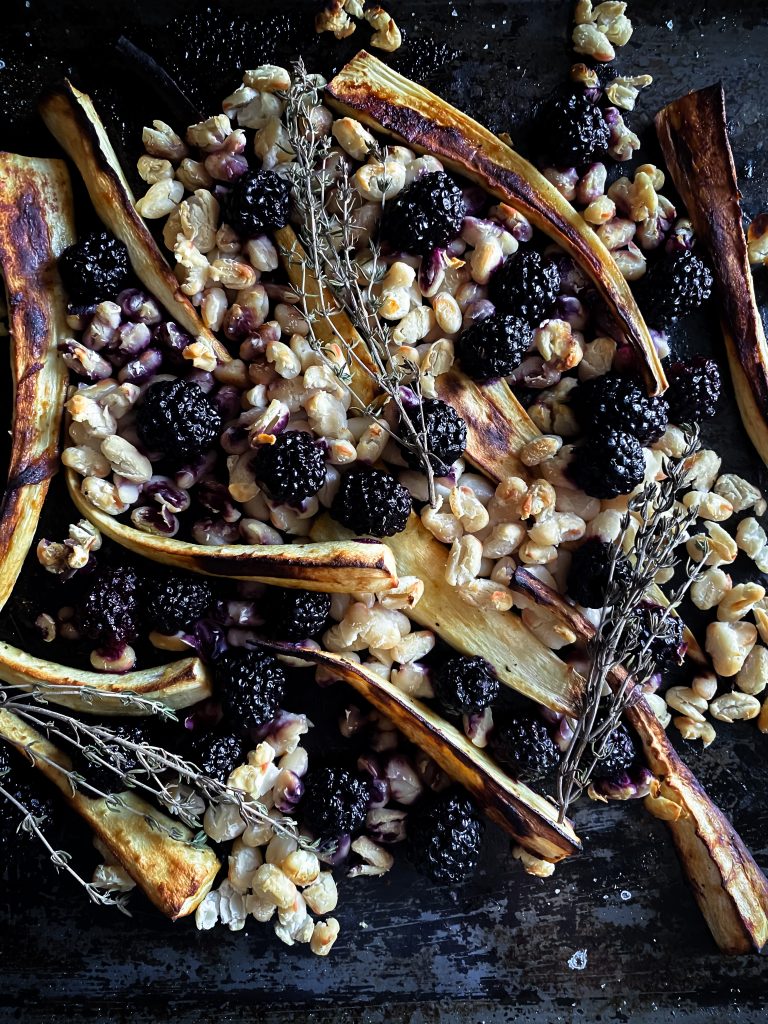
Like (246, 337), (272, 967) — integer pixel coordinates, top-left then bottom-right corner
(117, 347), (163, 383)
(117, 321), (151, 356)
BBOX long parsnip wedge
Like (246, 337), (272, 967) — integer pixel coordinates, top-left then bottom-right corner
(326, 51), (666, 395)
(512, 567), (768, 953)
(38, 80), (229, 363)
(0, 643), (210, 714)
(260, 641), (580, 862)
(312, 512), (582, 715)
(656, 84), (768, 467)
(0, 708), (219, 919)
(0, 155), (72, 612)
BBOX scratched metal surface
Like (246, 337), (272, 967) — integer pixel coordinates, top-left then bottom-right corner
(1, 1), (768, 1021)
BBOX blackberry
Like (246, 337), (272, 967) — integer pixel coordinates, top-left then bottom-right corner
(490, 714), (560, 781)
(455, 313), (533, 381)
(136, 378), (222, 465)
(569, 428), (645, 499)
(572, 374), (669, 445)
(566, 538), (633, 608)
(76, 565), (141, 645)
(59, 230), (130, 304)
(406, 790), (483, 883)
(145, 575), (213, 634)
(0, 779), (55, 849)
(214, 649), (285, 730)
(433, 655), (499, 717)
(401, 398), (467, 474)
(382, 171), (467, 256)
(251, 430), (326, 504)
(300, 766), (370, 840)
(187, 731), (246, 784)
(635, 248), (713, 326)
(665, 357), (722, 422)
(632, 603), (685, 669)
(592, 724), (637, 782)
(331, 465), (412, 537)
(533, 90), (610, 166)
(488, 249), (561, 324)
(221, 170), (290, 237)
(71, 720), (151, 796)
(265, 587), (331, 642)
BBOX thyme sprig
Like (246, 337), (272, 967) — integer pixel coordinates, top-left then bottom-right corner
(556, 426), (707, 820)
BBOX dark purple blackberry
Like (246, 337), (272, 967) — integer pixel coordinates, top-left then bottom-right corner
(665, 357), (722, 422)
(592, 725), (637, 782)
(433, 655), (499, 717)
(631, 603), (685, 669)
(566, 538), (633, 608)
(635, 248), (713, 326)
(490, 714), (560, 781)
(300, 766), (370, 840)
(0, 745), (55, 850)
(331, 465), (412, 537)
(455, 313), (533, 381)
(136, 378), (222, 464)
(569, 429), (646, 499)
(572, 374), (669, 445)
(488, 249), (561, 324)
(59, 230), (130, 304)
(76, 566), (141, 645)
(401, 398), (467, 474)
(265, 587), (331, 641)
(71, 720), (151, 796)
(145, 575), (213, 634)
(251, 430), (326, 504)
(382, 171), (467, 256)
(214, 649), (285, 730)
(533, 90), (610, 166)
(406, 790), (483, 883)
(221, 169), (290, 237)
(187, 731), (246, 784)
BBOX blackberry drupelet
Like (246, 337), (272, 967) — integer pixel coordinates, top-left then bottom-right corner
(490, 714), (560, 781)
(566, 538), (633, 608)
(533, 90), (611, 166)
(59, 230), (130, 304)
(265, 587), (331, 641)
(145, 575), (213, 634)
(136, 378), (222, 464)
(406, 790), (483, 883)
(72, 720), (151, 796)
(214, 649), (285, 730)
(632, 603), (685, 669)
(221, 169), (291, 237)
(455, 313), (533, 381)
(635, 248), (713, 326)
(76, 565), (141, 645)
(433, 655), (500, 716)
(0, 780), (55, 849)
(300, 766), (370, 839)
(488, 249), (561, 324)
(401, 398), (467, 474)
(569, 428), (646, 499)
(382, 171), (467, 256)
(665, 357), (722, 422)
(187, 731), (246, 784)
(331, 464), (412, 537)
(251, 430), (326, 504)
(592, 725), (637, 782)
(571, 374), (669, 445)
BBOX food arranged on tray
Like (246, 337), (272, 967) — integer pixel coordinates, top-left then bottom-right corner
(1, 0), (767, 957)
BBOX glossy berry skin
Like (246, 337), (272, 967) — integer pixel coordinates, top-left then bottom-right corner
(214, 649), (285, 730)
(665, 357), (722, 422)
(401, 399), (467, 475)
(406, 790), (483, 883)
(433, 655), (499, 716)
(145, 576), (213, 634)
(300, 767), (370, 840)
(76, 566), (141, 645)
(136, 378), (222, 465)
(0, 746), (55, 851)
(187, 731), (246, 784)
(265, 587), (331, 642)
(635, 248), (713, 326)
(632, 604), (685, 669)
(592, 725), (637, 782)
(490, 714), (560, 781)
(331, 464), (412, 538)
(382, 171), (467, 256)
(571, 374), (669, 445)
(566, 538), (633, 609)
(569, 428), (646, 499)
(221, 170), (290, 237)
(59, 230), (130, 304)
(534, 90), (610, 166)
(488, 249), (561, 325)
(72, 720), (151, 796)
(251, 430), (326, 505)
(455, 313), (533, 381)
